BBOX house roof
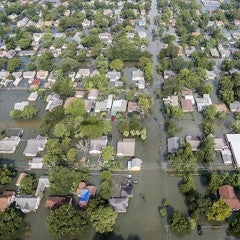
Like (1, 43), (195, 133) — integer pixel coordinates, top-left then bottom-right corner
(109, 197), (129, 213)
(87, 89), (99, 100)
(45, 196), (72, 209)
(0, 191), (15, 212)
(35, 176), (50, 196)
(181, 99), (194, 112)
(230, 101), (240, 111)
(226, 134), (240, 167)
(121, 183), (133, 198)
(14, 101), (29, 111)
(221, 149), (233, 164)
(23, 135), (47, 157)
(117, 138), (135, 156)
(75, 91), (85, 98)
(0, 136), (21, 154)
(15, 196), (40, 212)
(95, 101), (108, 112)
(167, 137), (180, 153)
(219, 185), (240, 210)
(112, 99), (127, 112)
(181, 89), (193, 96)
(186, 135), (201, 151)
(89, 136), (108, 153)
(163, 96), (178, 107)
(214, 103), (228, 113)
(28, 91), (38, 101)
(127, 102), (139, 112)
(28, 157), (44, 169)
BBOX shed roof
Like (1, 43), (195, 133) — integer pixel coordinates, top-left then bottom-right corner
(219, 185), (240, 210)
(109, 198), (129, 213)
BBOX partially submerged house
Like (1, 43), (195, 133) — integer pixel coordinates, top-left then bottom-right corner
(229, 101), (240, 112)
(28, 157), (44, 169)
(219, 185), (240, 210)
(186, 135), (201, 151)
(226, 134), (240, 167)
(117, 138), (135, 157)
(15, 196), (41, 213)
(132, 69), (145, 89)
(167, 137), (180, 153)
(0, 136), (21, 154)
(112, 99), (127, 113)
(14, 101), (29, 111)
(128, 158), (142, 171)
(45, 196), (72, 209)
(45, 93), (63, 111)
(0, 191), (15, 212)
(221, 149), (233, 165)
(35, 176), (50, 196)
(108, 197), (129, 213)
(23, 135), (47, 157)
(195, 94), (212, 111)
(89, 136), (108, 154)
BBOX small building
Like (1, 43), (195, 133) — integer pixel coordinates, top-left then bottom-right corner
(132, 69), (145, 89)
(127, 102), (139, 113)
(112, 99), (127, 113)
(37, 70), (48, 80)
(163, 96), (179, 107)
(6, 50), (16, 58)
(16, 173), (28, 187)
(221, 149), (233, 165)
(75, 182), (96, 208)
(45, 94), (63, 111)
(167, 137), (180, 153)
(181, 89), (194, 105)
(0, 136), (21, 154)
(109, 197), (129, 213)
(87, 89), (99, 100)
(214, 138), (228, 151)
(82, 18), (91, 28)
(98, 32), (112, 44)
(163, 70), (175, 79)
(121, 183), (133, 198)
(23, 135), (47, 157)
(219, 185), (240, 210)
(117, 138), (135, 157)
(35, 176), (50, 196)
(75, 69), (90, 79)
(45, 196), (72, 209)
(106, 71), (121, 82)
(84, 100), (94, 113)
(27, 91), (38, 102)
(30, 79), (41, 89)
(226, 134), (240, 167)
(195, 94), (212, 111)
(15, 196), (41, 213)
(0, 191), (15, 212)
(128, 158), (142, 171)
(229, 101), (240, 112)
(28, 157), (44, 169)
(206, 71), (216, 80)
(89, 136), (108, 154)
(75, 91), (85, 98)
(23, 71), (36, 79)
(186, 135), (201, 151)
(14, 101), (29, 111)
(181, 99), (194, 112)
(210, 48), (220, 58)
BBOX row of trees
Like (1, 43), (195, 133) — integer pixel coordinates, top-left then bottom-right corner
(10, 105), (39, 120)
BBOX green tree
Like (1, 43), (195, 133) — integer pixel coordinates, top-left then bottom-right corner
(159, 207), (167, 217)
(101, 170), (112, 181)
(100, 180), (111, 200)
(67, 148), (77, 162)
(109, 59), (124, 71)
(90, 206), (118, 234)
(180, 175), (195, 194)
(198, 136), (215, 162)
(102, 146), (115, 162)
(54, 122), (70, 138)
(46, 205), (88, 239)
(138, 94), (153, 116)
(0, 164), (16, 185)
(206, 199), (231, 222)
(227, 213), (240, 238)
(65, 98), (86, 118)
(170, 211), (192, 234)
(7, 57), (22, 73)
(18, 38), (31, 50)
(208, 172), (224, 192)
(202, 121), (214, 136)
(0, 208), (23, 239)
(22, 105), (39, 119)
(20, 175), (37, 195)
(37, 50), (55, 71)
(202, 105), (216, 120)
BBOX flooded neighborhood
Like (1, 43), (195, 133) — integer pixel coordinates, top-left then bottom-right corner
(0, 0), (240, 239)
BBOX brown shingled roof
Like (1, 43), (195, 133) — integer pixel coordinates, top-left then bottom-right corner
(219, 185), (240, 210)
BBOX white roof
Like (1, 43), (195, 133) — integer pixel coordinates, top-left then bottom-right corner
(28, 157), (44, 169)
(226, 134), (240, 167)
(0, 136), (21, 153)
(28, 92), (38, 101)
(14, 101), (29, 111)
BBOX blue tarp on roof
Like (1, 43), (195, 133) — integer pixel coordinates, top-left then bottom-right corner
(80, 189), (90, 202)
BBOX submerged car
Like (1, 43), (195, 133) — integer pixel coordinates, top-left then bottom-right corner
(197, 225), (202, 235)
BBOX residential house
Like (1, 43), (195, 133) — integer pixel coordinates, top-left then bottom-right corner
(163, 96), (179, 107)
(82, 18), (91, 28)
(23, 71), (36, 79)
(45, 196), (72, 209)
(215, 103), (228, 113)
(45, 93), (63, 111)
(226, 134), (240, 167)
(127, 102), (139, 113)
(48, 72), (55, 83)
(35, 176), (50, 196)
(15, 196), (41, 213)
(121, 183), (133, 198)
(181, 99), (194, 112)
(0, 136), (21, 154)
(206, 71), (216, 80)
(30, 79), (41, 89)
(32, 33), (42, 43)
(6, 49), (16, 58)
(0, 191), (15, 212)
(138, 31), (147, 38)
(94, 101), (108, 113)
(84, 100), (94, 113)
(12, 72), (23, 87)
(167, 137), (180, 153)
(88, 89), (99, 100)
(109, 197), (129, 213)
(210, 48), (220, 58)
(181, 89), (195, 105)
(219, 185), (240, 210)
(128, 158), (142, 171)
(98, 33), (112, 44)
(0, 50), (6, 58)
(14, 101), (29, 111)
(28, 157), (44, 169)
(18, 50), (36, 57)
(132, 69), (145, 89)
(17, 17), (29, 27)
(23, 135), (47, 157)
(103, 9), (113, 16)
(214, 138), (228, 151)
(89, 136), (108, 154)
(117, 138), (135, 157)
(186, 135), (201, 151)
(112, 99), (127, 113)
(0, 71), (9, 81)
(195, 94), (212, 111)
(75, 91), (85, 98)
(163, 70), (176, 79)
(27, 91), (38, 102)
(106, 71), (121, 82)
(75, 182), (96, 208)
(76, 69), (90, 79)
(185, 46), (196, 57)
(230, 101), (240, 112)
(37, 70), (48, 80)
